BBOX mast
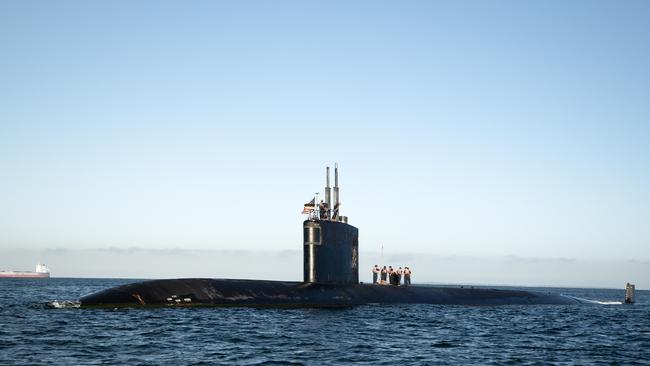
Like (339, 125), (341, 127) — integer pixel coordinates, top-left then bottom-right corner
(332, 163), (340, 220)
(325, 166), (331, 220)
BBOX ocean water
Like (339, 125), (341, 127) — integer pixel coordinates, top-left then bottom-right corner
(0, 279), (649, 365)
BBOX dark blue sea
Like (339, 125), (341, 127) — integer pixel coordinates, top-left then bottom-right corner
(1, 278), (649, 365)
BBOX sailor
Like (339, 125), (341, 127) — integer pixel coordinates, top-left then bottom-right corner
(403, 267), (411, 286)
(372, 265), (380, 284)
(388, 266), (395, 285)
(380, 266), (388, 284)
(318, 200), (328, 219)
(395, 267), (403, 286)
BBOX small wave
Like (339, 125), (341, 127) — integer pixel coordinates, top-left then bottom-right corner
(432, 340), (457, 348)
(46, 300), (81, 309)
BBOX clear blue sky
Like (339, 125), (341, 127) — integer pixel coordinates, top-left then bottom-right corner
(1, 1), (649, 283)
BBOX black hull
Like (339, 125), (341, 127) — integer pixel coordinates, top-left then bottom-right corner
(79, 278), (580, 308)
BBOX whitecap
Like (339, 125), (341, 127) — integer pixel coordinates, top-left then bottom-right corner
(46, 300), (81, 309)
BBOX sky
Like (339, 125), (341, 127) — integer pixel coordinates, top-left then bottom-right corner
(1, 1), (649, 287)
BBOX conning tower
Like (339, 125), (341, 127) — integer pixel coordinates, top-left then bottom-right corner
(303, 164), (359, 284)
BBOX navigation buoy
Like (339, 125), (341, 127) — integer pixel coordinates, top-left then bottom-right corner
(625, 283), (635, 304)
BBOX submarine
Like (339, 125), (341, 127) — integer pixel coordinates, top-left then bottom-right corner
(80, 165), (580, 308)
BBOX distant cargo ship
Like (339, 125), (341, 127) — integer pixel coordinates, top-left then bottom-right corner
(0, 264), (50, 278)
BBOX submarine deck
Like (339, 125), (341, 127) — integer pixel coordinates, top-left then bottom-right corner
(79, 278), (580, 308)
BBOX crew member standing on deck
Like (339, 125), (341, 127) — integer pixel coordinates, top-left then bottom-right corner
(372, 265), (380, 284)
(380, 266), (388, 284)
(403, 267), (411, 286)
(388, 266), (394, 285)
(395, 267), (403, 286)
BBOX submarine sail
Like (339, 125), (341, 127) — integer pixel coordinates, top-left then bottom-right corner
(304, 165), (358, 284)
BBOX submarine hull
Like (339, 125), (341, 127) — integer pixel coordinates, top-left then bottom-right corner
(80, 168), (582, 308)
(79, 278), (580, 308)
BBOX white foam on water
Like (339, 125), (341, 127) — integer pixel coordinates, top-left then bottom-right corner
(46, 300), (81, 309)
(563, 296), (623, 305)
(593, 300), (624, 305)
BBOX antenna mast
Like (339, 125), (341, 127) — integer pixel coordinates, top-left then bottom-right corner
(325, 166), (331, 220)
(333, 163), (340, 220)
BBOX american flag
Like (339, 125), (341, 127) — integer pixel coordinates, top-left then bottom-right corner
(301, 198), (315, 214)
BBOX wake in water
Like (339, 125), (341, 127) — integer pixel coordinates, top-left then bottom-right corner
(591, 300), (624, 305)
(563, 295), (623, 305)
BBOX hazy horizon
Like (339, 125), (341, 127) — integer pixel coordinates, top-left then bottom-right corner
(2, 246), (648, 290)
